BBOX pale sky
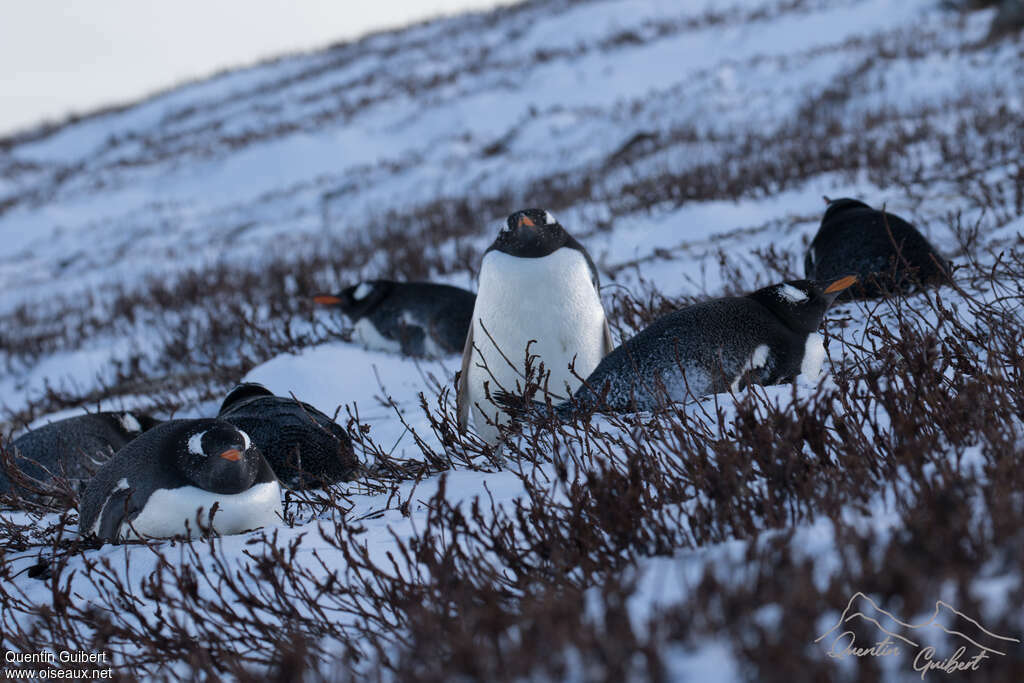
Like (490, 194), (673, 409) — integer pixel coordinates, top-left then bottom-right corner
(0, 1), (515, 136)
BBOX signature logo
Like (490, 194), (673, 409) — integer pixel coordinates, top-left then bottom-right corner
(815, 592), (1020, 679)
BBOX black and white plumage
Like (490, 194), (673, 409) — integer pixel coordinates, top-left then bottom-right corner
(79, 419), (281, 543)
(805, 198), (951, 300)
(457, 208), (614, 445)
(314, 280), (476, 358)
(216, 383), (358, 489)
(508, 277), (856, 417)
(0, 411), (160, 500)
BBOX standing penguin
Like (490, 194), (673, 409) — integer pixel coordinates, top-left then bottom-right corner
(503, 277), (856, 417)
(217, 382), (358, 489)
(1, 411), (161, 500)
(314, 280), (475, 358)
(457, 208), (614, 445)
(79, 419), (281, 543)
(806, 198), (950, 299)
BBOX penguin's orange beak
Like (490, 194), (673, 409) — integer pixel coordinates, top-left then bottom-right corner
(518, 215), (535, 228)
(313, 295), (343, 305)
(220, 449), (242, 462)
(824, 275), (857, 294)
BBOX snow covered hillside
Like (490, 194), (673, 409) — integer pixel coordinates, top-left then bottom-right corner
(2, 0), (1023, 679)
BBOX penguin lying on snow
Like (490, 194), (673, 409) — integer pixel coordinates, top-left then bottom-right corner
(314, 280), (475, 358)
(79, 419), (281, 543)
(458, 208), (614, 445)
(1, 411), (160, 500)
(806, 197), (950, 299)
(501, 277), (856, 418)
(217, 382), (358, 489)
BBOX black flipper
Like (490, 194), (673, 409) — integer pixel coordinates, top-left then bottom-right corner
(95, 486), (141, 542)
(396, 324), (428, 357)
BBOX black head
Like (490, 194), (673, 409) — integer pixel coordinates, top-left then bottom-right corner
(486, 208), (578, 259)
(747, 276), (857, 334)
(823, 197), (872, 223)
(175, 420), (264, 495)
(313, 280), (393, 319)
(218, 383), (275, 415)
(133, 413), (163, 432)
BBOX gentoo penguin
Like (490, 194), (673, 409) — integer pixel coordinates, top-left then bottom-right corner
(0, 411), (161, 500)
(79, 419), (281, 543)
(314, 280), (476, 358)
(457, 208), (614, 445)
(216, 382), (358, 489)
(502, 277), (856, 417)
(805, 198), (950, 299)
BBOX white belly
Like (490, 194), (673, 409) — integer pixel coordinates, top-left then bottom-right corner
(124, 481), (282, 540)
(800, 333), (825, 379)
(353, 317), (401, 354)
(467, 248), (607, 442)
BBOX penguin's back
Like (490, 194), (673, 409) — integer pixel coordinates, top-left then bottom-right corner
(218, 396), (357, 489)
(807, 203), (949, 298)
(577, 298), (802, 412)
(363, 282), (476, 357)
(2, 412), (154, 498)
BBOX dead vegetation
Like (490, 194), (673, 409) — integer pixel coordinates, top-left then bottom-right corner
(3, 250), (1024, 679)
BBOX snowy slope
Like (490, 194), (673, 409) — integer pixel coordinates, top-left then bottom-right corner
(3, 0), (1019, 422)
(2, 0), (1023, 679)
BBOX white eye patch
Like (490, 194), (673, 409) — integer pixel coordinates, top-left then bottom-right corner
(353, 282), (374, 300)
(778, 284), (809, 303)
(119, 412), (142, 433)
(239, 430), (251, 451)
(188, 431), (208, 456)
(544, 210), (557, 225)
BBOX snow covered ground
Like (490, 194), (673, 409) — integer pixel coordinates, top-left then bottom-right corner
(2, 0), (1023, 679)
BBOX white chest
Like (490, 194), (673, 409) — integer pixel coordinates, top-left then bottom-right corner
(124, 481), (282, 540)
(353, 317), (401, 354)
(469, 248), (607, 399)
